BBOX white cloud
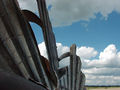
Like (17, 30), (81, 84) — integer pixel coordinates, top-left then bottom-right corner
(82, 44), (120, 85)
(18, 0), (120, 27)
(38, 42), (120, 85)
(38, 42), (69, 58)
(18, 0), (38, 13)
(84, 44), (120, 69)
(83, 67), (120, 76)
(77, 46), (98, 59)
(49, 0), (120, 27)
(56, 43), (69, 56)
(38, 42), (48, 58)
(85, 74), (120, 85)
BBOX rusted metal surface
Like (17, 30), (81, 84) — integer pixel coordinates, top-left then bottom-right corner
(58, 66), (68, 79)
(22, 10), (43, 27)
(0, 0), (86, 90)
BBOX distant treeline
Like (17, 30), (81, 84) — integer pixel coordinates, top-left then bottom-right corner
(86, 85), (120, 87)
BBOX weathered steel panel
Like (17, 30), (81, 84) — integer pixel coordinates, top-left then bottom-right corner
(36, 0), (59, 73)
(0, 16), (30, 79)
(69, 44), (77, 90)
(79, 72), (86, 90)
(76, 56), (82, 90)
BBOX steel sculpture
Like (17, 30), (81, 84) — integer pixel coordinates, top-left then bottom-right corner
(0, 0), (86, 90)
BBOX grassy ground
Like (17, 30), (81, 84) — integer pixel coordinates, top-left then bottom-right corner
(86, 86), (120, 90)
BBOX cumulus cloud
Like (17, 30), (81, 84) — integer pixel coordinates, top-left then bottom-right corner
(77, 46), (98, 59)
(18, 0), (120, 27)
(84, 44), (120, 69)
(38, 42), (120, 85)
(82, 44), (120, 85)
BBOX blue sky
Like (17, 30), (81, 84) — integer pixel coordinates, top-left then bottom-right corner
(32, 11), (120, 52)
(19, 0), (120, 85)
